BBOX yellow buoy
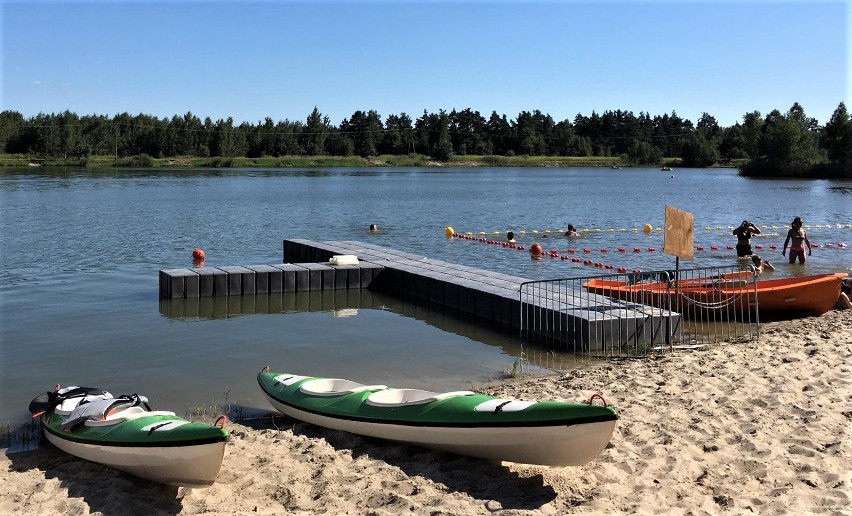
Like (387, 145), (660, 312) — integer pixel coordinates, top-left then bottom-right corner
(643, 223), (652, 233)
(444, 226), (455, 237)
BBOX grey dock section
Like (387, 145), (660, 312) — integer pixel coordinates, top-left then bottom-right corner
(282, 240), (678, 350)
(159, 261), (383, 299)
(285, 239), (525, 328)
(160, 239), (678, 350)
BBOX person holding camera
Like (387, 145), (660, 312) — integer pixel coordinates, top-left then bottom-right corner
(732, 220), (761, 257)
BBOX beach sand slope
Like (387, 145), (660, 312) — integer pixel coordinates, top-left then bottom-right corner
(2, 310), (850, 515)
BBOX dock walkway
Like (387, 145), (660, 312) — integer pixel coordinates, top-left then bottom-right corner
(159, 239), (678, 350)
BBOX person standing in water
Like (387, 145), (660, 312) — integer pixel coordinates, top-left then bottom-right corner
(732, 220), (761, 257)
(782, 216), (811, 264)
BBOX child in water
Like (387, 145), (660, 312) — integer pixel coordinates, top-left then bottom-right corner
(751, 254), (775, 274)
(782, 216), (811, 264)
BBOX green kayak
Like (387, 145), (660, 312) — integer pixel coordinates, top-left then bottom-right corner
(258, 369), (617, 466)
(30, 386), (229, 487)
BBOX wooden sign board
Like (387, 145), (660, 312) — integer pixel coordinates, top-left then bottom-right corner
(664, 205), (694, 261)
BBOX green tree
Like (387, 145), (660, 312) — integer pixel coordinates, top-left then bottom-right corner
(484, 111), (512, 155)
(740, 111), (764, 159)
(515, 111), (546, 155)
(415, 110), (452, 161)
(449, 108), (488, 155)
(381, 113), (413, 155)
(679, 132), (719, 167)
(0, 110), (25, 153)
(302, 107), (329, 156)
(785, 102), (820, 165)
(341, 110), (383, 157)
(627, 139), (662, 165)
(210, 117), (246, 157)
(324, 130), (354, 156)
(822, 102), (851, 163)
(275, 120), (303, 155)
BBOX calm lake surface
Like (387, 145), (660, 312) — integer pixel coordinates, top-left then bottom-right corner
(1, 166), (850, 429)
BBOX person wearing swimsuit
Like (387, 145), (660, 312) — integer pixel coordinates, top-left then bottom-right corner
(732, 220), (760, 257)
(782, 216), (811, 264)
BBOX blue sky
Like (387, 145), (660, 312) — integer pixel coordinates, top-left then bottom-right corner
(2, 0), (848, 127)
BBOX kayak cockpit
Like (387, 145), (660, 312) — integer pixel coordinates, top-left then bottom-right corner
(299, 378), (387, 396)
(366, 389), (475, 407)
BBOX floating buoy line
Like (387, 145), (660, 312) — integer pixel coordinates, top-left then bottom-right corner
(455, 223), (852, 237)
(446, 227), (849, 275)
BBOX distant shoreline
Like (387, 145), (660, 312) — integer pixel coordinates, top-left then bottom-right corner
(2, 153), (734, 170)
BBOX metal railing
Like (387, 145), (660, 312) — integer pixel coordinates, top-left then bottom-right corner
(519, 266), (759, 356)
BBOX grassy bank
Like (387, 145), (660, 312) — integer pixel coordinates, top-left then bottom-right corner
(0, 153), (689, 169)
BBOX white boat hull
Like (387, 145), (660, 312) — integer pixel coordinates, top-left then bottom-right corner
(44, 431), (227, 487)
(263, 393), (614, 466)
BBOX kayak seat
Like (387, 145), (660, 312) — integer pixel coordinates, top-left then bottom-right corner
(366, 389), (475, 407)
(300, 378), (387, 397)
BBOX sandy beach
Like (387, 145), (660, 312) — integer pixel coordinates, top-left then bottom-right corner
(2, 309), (850, 515)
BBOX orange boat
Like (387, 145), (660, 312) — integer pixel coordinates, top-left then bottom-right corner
(584, 273), (847, 320)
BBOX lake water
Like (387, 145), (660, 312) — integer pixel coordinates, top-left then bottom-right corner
(1, 166), (850, 430)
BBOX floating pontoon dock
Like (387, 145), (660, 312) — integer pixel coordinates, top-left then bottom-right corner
(159, 239), (680, 351)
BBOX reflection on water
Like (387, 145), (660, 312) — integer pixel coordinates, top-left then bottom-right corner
(157, 289), (594, 375)
(159, 289), (381, 320)
(828, 185), (852, 195)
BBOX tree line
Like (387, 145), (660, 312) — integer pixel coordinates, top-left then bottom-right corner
(0, 102), (850, 177)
